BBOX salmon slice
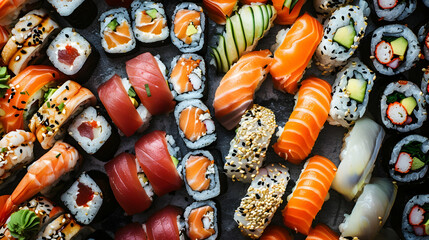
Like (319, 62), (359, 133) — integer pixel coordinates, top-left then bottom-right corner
(203, 0), (237, 25)
(188, 206), (216, 240)
(104, 21), (132, 49)
(179, 106), (207, 142)
(260, 225), (293, 240)
(137, 18), (164, 35)
(186, 155), (214, 191)
(273, 77), (331, 164)
(170, 57), (200, 94)
(270, 13), (323, 94)
(213, 50), (273, 130)
(306, 224), (339, 240)
(174, 9), (201, 44)
(282, 156), (337, 235)
(273, 0), (306, 25)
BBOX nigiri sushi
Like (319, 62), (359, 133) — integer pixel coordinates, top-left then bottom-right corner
(213, 50), (273, 130)
(273, 77), (332, 164)
(282, 156), (337, 235)
(260, 225), (293, 240)
(202, 0), (237, 25)
(306, 224), (339, 240)
(270, 13), (323, 94)
(144, 205), (186, 240)
(272, 0), (306, 25)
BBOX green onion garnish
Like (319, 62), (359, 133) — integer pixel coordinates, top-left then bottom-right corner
(1, 147), (7, 153)
(46, 102), (50, 108)
(145, 84), (151, 97)
(128, 87), (137, 98)
(58, 102), (65, 112)
(46, 126), (51, 131)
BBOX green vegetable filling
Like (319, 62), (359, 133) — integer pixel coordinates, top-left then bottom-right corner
(386, 91), (406, 104)
(107, 19), (119, 32)
(8, 210), (40, 240)
(43, 88), (57, 103)
(401, 141), (428, 167)
(333, 22), (356, 49)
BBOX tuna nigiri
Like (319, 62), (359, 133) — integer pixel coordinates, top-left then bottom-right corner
(272, 0), (307, 25)
(270, 13), (323, 94)
(115, 222), (147, 240)
(306, 224), (339, 240)
(144, 205), (184, 240)
(273, 77), (332, 164)
(260, 225), (293, 240)
(202, 0), (237, 25)
(213, 50), (273, 130)
(282, 156), (337, 235)
(0, 141), (81, 225)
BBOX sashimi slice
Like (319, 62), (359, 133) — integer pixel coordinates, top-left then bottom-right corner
(203, 0), (237, 25)
(115, 222), (147, 240)
(213, 50), (273, 130)
(144, 205), (183, 240)
(126, 52), (175, 115)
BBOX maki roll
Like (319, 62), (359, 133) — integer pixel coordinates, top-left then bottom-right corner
(224, 105), (276, 182)
(47, 0), (97, 28)
(0, 130), (35, 188)
(61, 171), (116, 225)
(171, 2), (205, 53)
(313, 0), (353, 15)
(234, 164), (290, 239)
(99, 8), (136, 54)
(380, 81), (427, 132)
(182, 151), (220, 201)
(131, 0), (169, 44)
(332, 117), (385, 201)
(67, 106), (120, 162)
(184, 201), (218, 240)
(402, 194), (429, 239)
(143, 206), (186, 240)
(339, 178), (397, 240)
(35, 213), (92, 240)
(422, 69), (429, 104)
(47, 28), (98, 82)
(418, 23), (429, 61)
(174, 99), (216, 149)
(1, 10), (59, 75)
(373, 0), (416, 22)
(370, 25), (420, 76)
(388, 135), (429, 183)
(314, 5), (367, 75)
(28, 80), (96, 149)
(328, 59), (376, 127)
(168, 54), (206, 101)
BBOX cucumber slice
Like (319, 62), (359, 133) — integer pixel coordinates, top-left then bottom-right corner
(260, 5), (269, 31)
(224, 17), (239, 67)
(239, 6), (255, 48)
(252, 5), (264, 38)
(210, 47), (222, 72)
(231, 15), (246, 55)
(216, 35), (230, 72)
(267, 4), (273, 19)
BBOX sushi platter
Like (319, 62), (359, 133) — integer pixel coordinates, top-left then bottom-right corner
(0, 0), (429, 239)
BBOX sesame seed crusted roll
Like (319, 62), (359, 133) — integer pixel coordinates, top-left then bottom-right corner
(234, 164), (290, 239)
(224, 105), (276, 182)
(313, 0), (353, 15)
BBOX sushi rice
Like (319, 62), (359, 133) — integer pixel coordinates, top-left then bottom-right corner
(402, 194), (429, 239)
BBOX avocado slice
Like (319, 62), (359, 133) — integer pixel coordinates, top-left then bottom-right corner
(171, 156), (179, 167)
(346, 78), (367, 103)
(390, 37), (408, 56)
(186, 23), (198, 36)
(411, 157), (425, 171)
(107, 19), (119, 31)
(0, 67), (7, 77)
(400, 96), (417, 115)
(146, 9), (158, 19)
(333, 23), (356, 49)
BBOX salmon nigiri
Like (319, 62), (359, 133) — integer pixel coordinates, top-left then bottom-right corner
(203, 0), (237, 25)
(282, 156), (337, 235)
(306, 224), (339, 240)
(273, 77), (331, 165)
(0, 141), (81, 225)
(260, 225), (293, 240)
(272, 0), (306, 25)
(213, 50), (273, 130)
(270, 13), (323, 94)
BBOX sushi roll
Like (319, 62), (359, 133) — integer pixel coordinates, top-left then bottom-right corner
(422, 69), (429, 104)
(28, 80), (96, 149)
(373, 0), (416, 22)
(224, 105), (276, 182)
(98, 74), (152, 137)
(184, 201), (218, 240)
(67, 106), (120, 162)
(1, 10), (59, 75)
(35, 213), (92, 240)
(0, 66), (65, 134)
(211, 4), (276, 72)
(214, 50), (273, 130)
(143, 205), (186, 240)
(171, 2), (205, 53)
(99, 8), (136, 54)
(182, 151), (220, 201)
(61, 171), (116, 225)
(339, 178), (397, 240)
(388, 135), (429, 183)
(370, 25), (420, 76)
(105, 153), (154, 215)
(328, 59), (376, 127)
(332, 117), (385, 201)
(314, 5), (367, 75)
(47, 0), (97, 28)
(168, 54), (206, 101)
(131, 0), (169, 44)
(174, 99), (216, 149)
(283, 156), (337, 235)
(0, 130), (35, 188)
(418, 23), (429, 61)
(313, 0), (353, 15)
(380, 80), (427, 132)
(47, 28), (99, 82)
(234, 164), (290, 239)
(402, 194), (429, 239)
(135, 131), (183, 197)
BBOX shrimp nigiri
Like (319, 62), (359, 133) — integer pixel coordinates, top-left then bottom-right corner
(0, 141), (81, 225)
